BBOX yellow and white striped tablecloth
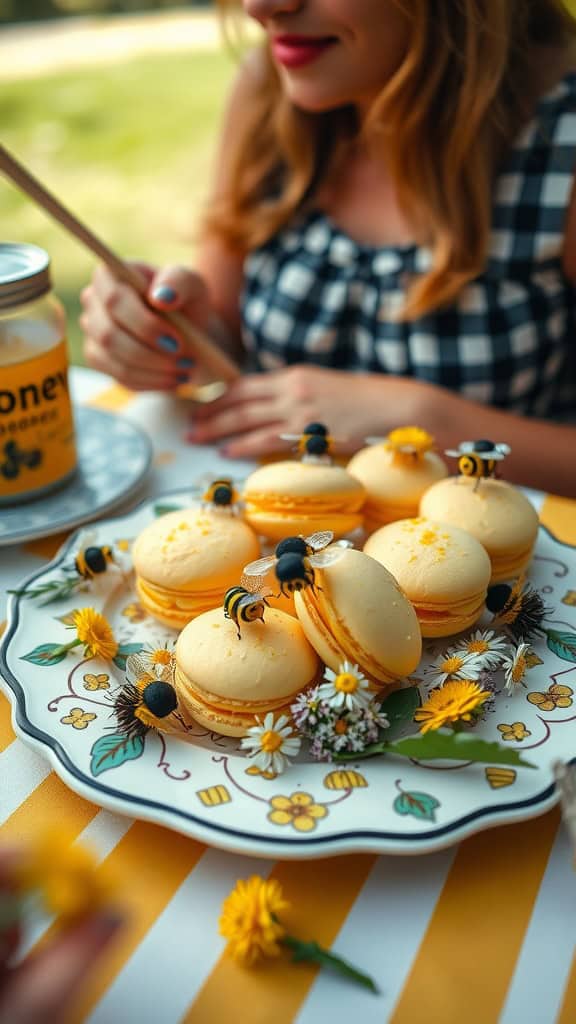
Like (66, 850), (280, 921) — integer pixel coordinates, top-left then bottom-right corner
(1, 367), (576, 1024)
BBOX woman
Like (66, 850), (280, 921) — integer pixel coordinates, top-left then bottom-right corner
(81, 0), (576, 493)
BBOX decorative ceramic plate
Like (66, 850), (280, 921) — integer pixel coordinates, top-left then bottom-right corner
(1, 489), (575, 858)
(0, 407), (153, 547)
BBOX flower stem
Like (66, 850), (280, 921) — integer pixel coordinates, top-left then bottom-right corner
(49, 638), (83, 659)
(281, 935), (379, 994)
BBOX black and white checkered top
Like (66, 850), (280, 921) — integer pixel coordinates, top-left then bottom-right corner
(242, 73), (576, 421)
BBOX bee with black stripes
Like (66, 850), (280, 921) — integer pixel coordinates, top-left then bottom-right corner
(445, 440), (511, 490)
(201, 478), (241, 512)
(242, 531), (349, 599)
(224, 583), (272, 639)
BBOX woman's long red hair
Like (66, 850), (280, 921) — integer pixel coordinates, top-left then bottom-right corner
(207, 1), (576, 317)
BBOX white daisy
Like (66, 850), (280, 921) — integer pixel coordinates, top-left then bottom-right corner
(317, 661), (371, 711)
(128, 645), (176, 683)
(240, 712), (301, 775)
(502, 643), (532, 694)
(426, 650), (484, 687)
(460, 630), (509, 671)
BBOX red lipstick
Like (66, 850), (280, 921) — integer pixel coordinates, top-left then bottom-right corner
(271, 34), (336, 69)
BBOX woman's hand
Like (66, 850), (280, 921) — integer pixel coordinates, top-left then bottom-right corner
(0, 849), (122, 1024)
(80, 262), (214, 391)
(188, 365), (429, 458)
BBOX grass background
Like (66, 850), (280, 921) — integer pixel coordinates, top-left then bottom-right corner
(0, 48), (235, 363)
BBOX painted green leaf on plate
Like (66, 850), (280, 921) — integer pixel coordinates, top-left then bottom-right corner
(546, 630), (576, 664)
(90, 733), (145, 776)
(393, 790), (440, 822)
(153, 504), (184, 518)
(20, 643), (68, 667)
(113, 643), (145, 671)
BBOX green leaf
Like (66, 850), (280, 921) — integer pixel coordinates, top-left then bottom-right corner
(282, 936), (378, 994)
(90, 733), (145, 776)
(393, 790), (440, 822)
(546, 630), (576, 664)
(335, 729), (536, 768)
(380, 687), (420, 738)
(113, 643), (145, 671)
(153, 504), (184, 518)
(20, 643), (69, 667)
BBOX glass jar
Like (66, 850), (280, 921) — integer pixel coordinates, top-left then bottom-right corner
(0, 242), (77, 505)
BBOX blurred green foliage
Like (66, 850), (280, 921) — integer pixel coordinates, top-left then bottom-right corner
(0, 49), (235, 364)
(1, 1), (210, 23)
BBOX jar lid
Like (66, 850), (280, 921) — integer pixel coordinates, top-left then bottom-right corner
(0, 242), (51, 310)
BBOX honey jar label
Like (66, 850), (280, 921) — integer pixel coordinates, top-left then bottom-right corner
(0, 340), (77, 501)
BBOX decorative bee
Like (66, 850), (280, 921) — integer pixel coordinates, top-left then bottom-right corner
(113, 677), (179, 740)
(486, 577), (550, 641)
(280, 422), (335, 462)
(242, 531), (348, 599)
(445, 440), (511, 489)
(223, 583), (273, 639)
(201, 478), (241, 512)
(74, 544), (115, 581)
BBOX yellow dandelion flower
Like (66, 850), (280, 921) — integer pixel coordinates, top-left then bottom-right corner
(386, 426), (434, 459)
(72, 608), (118, 661)
(14, 830), (114, 921)
(219, 876), (289, 966)
(414, 679), (490, 733)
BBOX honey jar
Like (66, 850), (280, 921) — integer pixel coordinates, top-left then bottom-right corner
(0, 242), (77, 505)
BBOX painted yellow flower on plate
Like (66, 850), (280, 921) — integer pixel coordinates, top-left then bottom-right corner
(268, 792), (328, 832)
(219, 875), (289, 966)
(527, 684), (574, 712)
(497, 722), (531, 742)
(121, 602), (147, 623)
(83, 673), (110, 691)
(72, 608), (118, 661)
(414, 679), (489, 733)
(61, 708), (97, 730)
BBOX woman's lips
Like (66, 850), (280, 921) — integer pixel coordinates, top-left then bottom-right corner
(271, 35), (336, 69)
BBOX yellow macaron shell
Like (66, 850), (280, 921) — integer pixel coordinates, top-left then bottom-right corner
(243, 460), (365, 540)
(174, 607), (321, 736)
(419, 477), (539, 583)
(347, 444), (448, 531)
(364, 517), (492, 637)
(132, 508), (260, 628)
(294, 547), (421, 691)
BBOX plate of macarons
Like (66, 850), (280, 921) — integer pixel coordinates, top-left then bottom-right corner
(2, 429), (576, 859)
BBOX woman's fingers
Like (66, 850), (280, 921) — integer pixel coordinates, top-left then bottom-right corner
(220, 426), (290, 459)
(191, 374), (277, 420)
(189, 400), (283, 443)
(148, 265), (211, 325)
(83, 338), (183, 392)
(0, 912), (122, 1024)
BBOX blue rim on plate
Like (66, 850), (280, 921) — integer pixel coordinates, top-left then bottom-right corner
(0, 406), (153, 547)
(0, 492), (573, 859)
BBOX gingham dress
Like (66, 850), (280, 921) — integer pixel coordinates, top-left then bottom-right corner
(242, 73), (576, 421)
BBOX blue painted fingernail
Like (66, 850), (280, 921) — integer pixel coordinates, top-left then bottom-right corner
(176, 357), (195, 369)
(152, 285), (177, 303)
(157, 334), (179, 353)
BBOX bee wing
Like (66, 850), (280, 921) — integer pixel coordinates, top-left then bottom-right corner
(126, 652), (149, 680)
(495, 443), (511, 457)
(237, 592), (263, 608)
(332, 538), (353, 549)
(444, 448), (464, 458)
(240, 572), (269, 592)
(309, 548), (346, 568)
(279, 433), (301, 442)
(305, 530), (334, 550)
(242, 555), (277, 577)
(76, 529), (98, 550)
(364, 436), (387, 445)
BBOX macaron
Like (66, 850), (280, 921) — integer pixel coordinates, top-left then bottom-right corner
(174, 606), (321, 737)
(132, 507), (260, 629)
(293, 547), (422, 694)
(347, 427), (448, 532)
(364, 517), (492, 637)
(242, 460), (365, 541)
(419, 477), (539, 583)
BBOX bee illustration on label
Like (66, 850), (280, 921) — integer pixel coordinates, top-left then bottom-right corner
(223, 582), (273, 639)
(0, 439), (42, 480)
(242, 531), (349, 599)
(445, 440), (511, 489)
